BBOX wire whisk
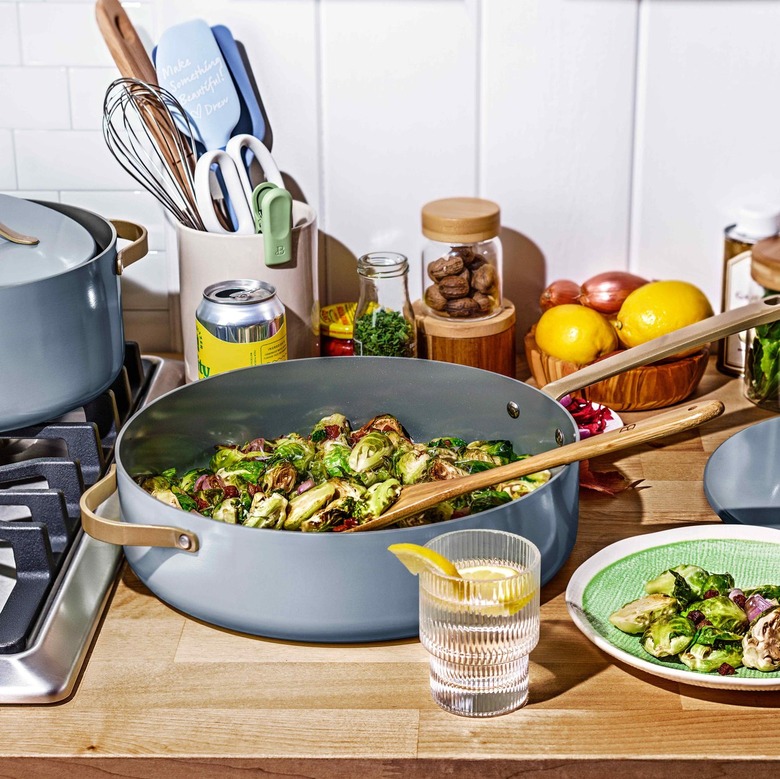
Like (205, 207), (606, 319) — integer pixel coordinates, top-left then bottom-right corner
(103, 77), (205, 231)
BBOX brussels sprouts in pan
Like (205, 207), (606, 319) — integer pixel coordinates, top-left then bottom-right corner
(244, 493), (289, 529)
(641, 615), (696, 658)
(136, 411), (552, 532)
(609, 594), (680, 635)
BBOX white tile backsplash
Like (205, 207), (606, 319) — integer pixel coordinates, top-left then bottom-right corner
(0, 67), (70, 129)
(15, 129), (137, 189)
(0, 130), (17, 189)
(2, 0), (780, 356)
(0, 4), (21, 65)
(69, 67), (120, 130)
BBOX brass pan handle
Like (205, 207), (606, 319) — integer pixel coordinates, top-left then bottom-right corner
(80, 465), (200, 553)
(111, 219), (148, 274)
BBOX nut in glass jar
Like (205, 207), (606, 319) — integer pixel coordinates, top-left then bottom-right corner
(421, 197), (503, 320)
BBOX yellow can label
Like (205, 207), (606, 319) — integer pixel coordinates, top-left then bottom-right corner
(196, 319), (288, 379)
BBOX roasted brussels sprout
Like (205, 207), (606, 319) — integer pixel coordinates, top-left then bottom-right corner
(394, 448), (431, 484)
(348, 431), (393, 473)
(683, 596), (748, 633)
(609, 594), (680, 635)
(645, 564), (709, 600)
(354, 478), (402, 521)
(283, 481), (337, 530)
(463, 439), (517, 466)
(209, 447), (248, 472)
(271, 434), (315, 473)
(319, 442), (356, 479)
(309, 413), (351, 445)
(244, 492), (289, 529)
(641, 615), (696, 658)
(212, 497), (242, 524)
(262, 461), (298, 495)
(679, 627), (744, 673)
(742, 605), (780, 671)
(700, 572), (735, 597)
(300, 496), (356, 532)
(743, 585), (780, 601)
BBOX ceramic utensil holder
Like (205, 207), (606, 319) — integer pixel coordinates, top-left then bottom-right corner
(176, 201), (319, 382)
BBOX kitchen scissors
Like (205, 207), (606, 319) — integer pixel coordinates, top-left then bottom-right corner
(194, 133), (285, 235)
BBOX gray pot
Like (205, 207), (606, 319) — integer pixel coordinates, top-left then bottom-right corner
(81, 297), (780, 642)
(0, 197), (147, 431)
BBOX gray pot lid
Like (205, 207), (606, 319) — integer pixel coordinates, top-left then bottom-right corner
(0, 194), (97, 286)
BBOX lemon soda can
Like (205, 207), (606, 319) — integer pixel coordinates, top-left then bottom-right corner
(196, 280), (288, 379)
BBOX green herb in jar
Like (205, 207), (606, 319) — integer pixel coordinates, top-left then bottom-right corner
(746, 320), (780, 406)
(354, 308), (414, 357)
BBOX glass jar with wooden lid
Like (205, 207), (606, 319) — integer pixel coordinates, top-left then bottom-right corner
(421, 197), (503, 320)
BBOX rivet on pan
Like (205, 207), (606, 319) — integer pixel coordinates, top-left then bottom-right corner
(507, 401), (520, 419)
(555, 428), (565, 446)
(178, 534), (192, 550)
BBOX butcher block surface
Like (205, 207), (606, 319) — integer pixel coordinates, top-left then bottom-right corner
(1, 358), (779, 778)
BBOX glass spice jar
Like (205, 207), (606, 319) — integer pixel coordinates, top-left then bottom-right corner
(319, 302), (356, 356)
(421, 197), (503, 320)
(744, 235), (780, 411)
(353, 252), (416, 357)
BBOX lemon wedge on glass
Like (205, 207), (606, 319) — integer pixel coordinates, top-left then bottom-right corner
(388, 543), (536, 616)
(387, 542), (462, 577)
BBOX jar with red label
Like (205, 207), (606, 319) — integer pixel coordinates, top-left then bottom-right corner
(320, 302), (356, 356)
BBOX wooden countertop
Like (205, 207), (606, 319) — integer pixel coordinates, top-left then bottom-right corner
(2, 358), (780, 777)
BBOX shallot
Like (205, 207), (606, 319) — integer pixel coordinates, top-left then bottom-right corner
(539, 279), (580, 311)
(578, 271), (649, 315)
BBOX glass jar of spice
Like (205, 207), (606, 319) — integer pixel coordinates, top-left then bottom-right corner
(744, 235), (780, 411)
(353, 252), (416, 357)
(421, 197), (503, 320)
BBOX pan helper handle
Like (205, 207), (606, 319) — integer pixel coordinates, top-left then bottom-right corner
(194, 149), (256, 234)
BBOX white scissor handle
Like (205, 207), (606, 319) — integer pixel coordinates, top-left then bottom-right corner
(225, 134), (285, 192)
(194, 150), (256, 235)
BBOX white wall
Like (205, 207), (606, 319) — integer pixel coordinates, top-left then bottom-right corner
(2, 0), (780, 353)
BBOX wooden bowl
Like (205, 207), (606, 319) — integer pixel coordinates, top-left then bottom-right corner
(523, 328), (710, 411)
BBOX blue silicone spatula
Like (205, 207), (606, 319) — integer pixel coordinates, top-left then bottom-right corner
(211, 25), (271, 149)
(154, 18), (240, 151)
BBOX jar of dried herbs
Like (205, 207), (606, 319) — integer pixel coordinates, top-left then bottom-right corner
(744, 236), (780, 411)
(353, 252), (416, 357)
(421, 197), (503, 320)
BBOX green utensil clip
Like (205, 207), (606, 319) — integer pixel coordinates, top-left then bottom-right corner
(251, 183), (293, 266)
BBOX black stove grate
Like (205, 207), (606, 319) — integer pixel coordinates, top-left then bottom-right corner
(0, 342), (151, 654)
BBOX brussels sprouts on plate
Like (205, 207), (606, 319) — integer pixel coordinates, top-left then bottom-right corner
(609, 563), (780, 675)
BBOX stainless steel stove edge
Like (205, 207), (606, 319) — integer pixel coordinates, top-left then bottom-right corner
(0, 354), (185, 704)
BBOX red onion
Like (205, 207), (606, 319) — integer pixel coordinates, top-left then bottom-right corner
(577, 271), (649, 315)
(296, 478), (315, 495)
(745, 592), (775, 622)
(539, 279), (580, 311)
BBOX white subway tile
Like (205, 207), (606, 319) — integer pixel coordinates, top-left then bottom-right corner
(61, 189), (166, 251)
(70, 67), (121, 130)
(0, 67), (70, 130)
(0, 4), (21, 66)
(0, 131), (17, 189)
(15, 130), (138, 189)
(119, 249), (170, 310)
(19, 3), (113, 67)
(0, 190), (60, 202)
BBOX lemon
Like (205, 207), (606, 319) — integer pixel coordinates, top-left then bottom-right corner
(387, 543), (461, 577)
(388, 544), (536, 616)
(534, 304), (618, 364)
(458, 564), (537, 616)
(615, 280), (713, 349)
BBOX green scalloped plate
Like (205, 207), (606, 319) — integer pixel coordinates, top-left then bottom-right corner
(566, 524), (780, 690)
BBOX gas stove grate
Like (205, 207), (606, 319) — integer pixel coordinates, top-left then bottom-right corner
(0, 343), (150, 656)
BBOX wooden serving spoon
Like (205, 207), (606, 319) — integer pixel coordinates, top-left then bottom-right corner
(345, 399), (724, 533)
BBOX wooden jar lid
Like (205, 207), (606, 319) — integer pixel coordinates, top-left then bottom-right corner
(421, 197), (500, 243)
(752, 236), (780, 291)
(416, 299), (515, 338)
